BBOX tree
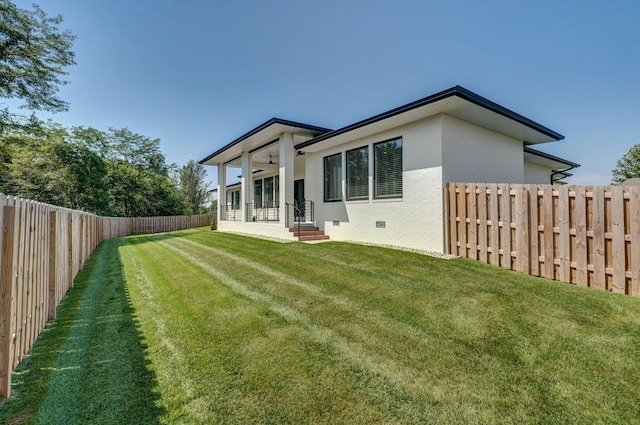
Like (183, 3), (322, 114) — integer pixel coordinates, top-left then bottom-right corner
(179, 159), (210, 214)
(612, 144), (640, 184)
(0, 0), (75, 112)
(1, 123), (186, 217)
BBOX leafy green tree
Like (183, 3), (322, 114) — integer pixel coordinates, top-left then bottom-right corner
(0, 123), (107, 212)
(51, 137), (109, 213)
(0, 0), (75, 112)
(612, 144), (640, 184)
(1, 123), (185, 217)
(179, 159), (210, 214)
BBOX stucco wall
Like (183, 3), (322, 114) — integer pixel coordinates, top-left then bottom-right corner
(307, 116), (446, 252)
(441, 115), (525, 184)
(524, 161), (552, 184)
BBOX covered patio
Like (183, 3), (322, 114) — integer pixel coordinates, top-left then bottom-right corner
(200, 118), (330, 239)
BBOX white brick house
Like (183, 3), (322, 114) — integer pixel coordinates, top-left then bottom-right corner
(200, 86), (578, 252)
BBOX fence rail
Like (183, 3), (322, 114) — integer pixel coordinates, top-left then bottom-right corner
(0, 193), (214, 397)
(445, 183), (640, 297)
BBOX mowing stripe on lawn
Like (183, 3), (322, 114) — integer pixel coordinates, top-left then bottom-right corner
(32, 243), (109, 425)
(155, 236), (432, 394)
(122, 234), (422, 423)
(169, 237), (458, 350)
(120, 238), (197, 402)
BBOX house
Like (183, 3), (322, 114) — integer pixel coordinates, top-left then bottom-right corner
(618, 178), (640, 186)
(200, 85), (579, 253)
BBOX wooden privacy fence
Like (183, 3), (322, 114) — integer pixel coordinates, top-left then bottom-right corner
(445, 183), (640, 297)
(0, 193), (214, 397)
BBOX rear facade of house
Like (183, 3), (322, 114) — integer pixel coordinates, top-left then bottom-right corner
(200, 86), (578, 253)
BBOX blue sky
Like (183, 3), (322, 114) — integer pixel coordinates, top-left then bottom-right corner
(9, 0), (640, 186)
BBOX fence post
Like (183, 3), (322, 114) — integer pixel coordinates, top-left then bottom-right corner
(1, 205), (16, 397)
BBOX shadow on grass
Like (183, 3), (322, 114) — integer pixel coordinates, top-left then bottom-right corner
(0, 238), (165, 425)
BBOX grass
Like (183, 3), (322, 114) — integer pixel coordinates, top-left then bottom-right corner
(2, 229), (640, 423)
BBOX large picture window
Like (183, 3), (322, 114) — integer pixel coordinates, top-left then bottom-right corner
(374, 138), (402, 199)
(346, 146), (368, 200)
(324, 153), (342, 202)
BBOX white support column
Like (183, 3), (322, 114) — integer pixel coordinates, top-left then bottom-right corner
(240, 151), (251, 222)
(279, 132), (295, 226)
(217, 163), (226, 220)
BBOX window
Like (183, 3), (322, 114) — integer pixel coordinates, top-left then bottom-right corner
(264, 176), (274, 207)
(374, 138), (402, 198)
(254, 180), (263, 207)
(346, 146), (368, 200)
(324, 153), (342, 202)
(274, 175), (279, 207)
(231, 190), (240, 209)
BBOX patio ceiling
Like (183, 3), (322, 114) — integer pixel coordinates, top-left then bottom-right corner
(200, 118), (331, 166)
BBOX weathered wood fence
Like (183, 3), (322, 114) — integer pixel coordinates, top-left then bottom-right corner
(0, 193), (214, 397)
(445, 183), (640, 297)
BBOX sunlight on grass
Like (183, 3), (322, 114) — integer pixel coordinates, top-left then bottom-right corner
(2, 229), (640, 424)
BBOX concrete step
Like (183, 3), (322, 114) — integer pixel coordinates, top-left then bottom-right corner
(288, 225), (330, 241)
(298, 234), (331, 241)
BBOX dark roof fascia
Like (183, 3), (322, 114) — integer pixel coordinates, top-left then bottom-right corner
(295, 85), (564, 150)
(524, 146), (580, 168)
(210, 182), (241, 192)
(199, 118), (332, 164)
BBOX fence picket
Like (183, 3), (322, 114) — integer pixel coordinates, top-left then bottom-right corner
(515, 186), (529, 274)
(611, 186), (626, 293)
(0, 195), (214, 397)
(468, 183), (477, 260)
(574, 186), (588, 287)
(489, 185), (500, 266)
(558, 185), (570, 282)
(0, 205), (16, 397)
(499, 184), (511, 269)
(477, 183), (488, 263)
(446, 183), (639, 298)
(630, 187), (640, 297)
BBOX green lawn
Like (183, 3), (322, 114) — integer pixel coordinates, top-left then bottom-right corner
(2, 229), (640, 424)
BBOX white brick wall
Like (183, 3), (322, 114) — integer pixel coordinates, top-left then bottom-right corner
(308, 116), (446, 252)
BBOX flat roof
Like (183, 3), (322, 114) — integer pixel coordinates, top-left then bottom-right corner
(524, 146), (580, 170)
(201, 86), (567, 165)
(295, 86), (564, 151)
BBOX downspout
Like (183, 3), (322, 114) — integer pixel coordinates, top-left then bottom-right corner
(550, 163), (580, 184)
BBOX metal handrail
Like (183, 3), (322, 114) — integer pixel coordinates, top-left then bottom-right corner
(285, 200), (314, 238)
(285, 202), (302, 237)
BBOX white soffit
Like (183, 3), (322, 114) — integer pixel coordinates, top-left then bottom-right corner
(202, 122), (325, 165)
(524, 151), (572, 169)
(300, 96), (557, 154)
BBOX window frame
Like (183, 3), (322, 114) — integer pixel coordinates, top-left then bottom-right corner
(346, 145), (369, 201)
(373, 137), (403, 200)
(323, 152), (343, 202)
